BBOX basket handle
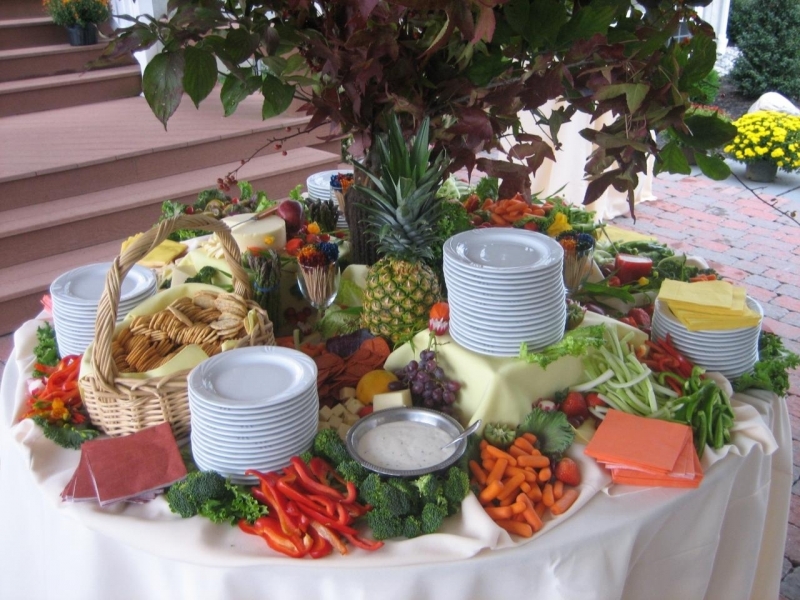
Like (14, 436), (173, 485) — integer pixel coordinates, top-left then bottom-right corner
(91, 214), (251, 389)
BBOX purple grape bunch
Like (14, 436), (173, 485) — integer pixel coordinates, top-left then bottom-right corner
(391, 350), (461, 414)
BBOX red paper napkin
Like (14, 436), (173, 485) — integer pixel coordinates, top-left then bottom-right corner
(584, 409), (703, 488)
(61, 422), (187, 506)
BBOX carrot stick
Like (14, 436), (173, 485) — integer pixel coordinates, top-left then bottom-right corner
(498, 493), (516, 507)
(469, 460), (487, 486)
(517, 454), (550, 469)
(510, 501), (527, 515)
(490, 213), (509, 226)
(508, 445), (527, 458)
(479, 439), (488, 450)
(484, 445), (518, 467)
(521, 432), (538, 445)
(516, 493), (544, 532)
(497, 472), (526, 501)
(553, 480), (564, 501)
(484, 505), (514, 520)
(538, 467), (552, 483)
(482, 457), (496, 471)
(534, 501), (547, 517)
(542, 483), (555, 507)
(550, 488), (580, 516)
(486, 458), (508, 484)
(519, 481), (531, 494)
(513, 437), (536, 454)
(496, 519), (533, 538)
(478, 480), (504, 504)
(526, 482), (543, 503)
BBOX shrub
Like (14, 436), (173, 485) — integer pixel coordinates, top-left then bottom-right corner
(726, 0), (753, 46)
(689, 70), (720, 105)
(43, 0), (110, 27)
(730, 0), (800, 99)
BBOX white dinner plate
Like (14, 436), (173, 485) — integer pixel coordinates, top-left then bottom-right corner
(307, 170), (353, 194)
(449, 315), (566, 342)
(449, 320), (564, 355)
(187, 346), (317, 409)
(653, 298), (763, 337)
(443, 271), (565, 300)
(449, 307), (566, 337)
(445, 280), (567, 306)
(191, 424), (318, 459)
(189, 414), (319, 446)
(443, 254), (564, 281)
(50, 263), (156, 306)
(444, 229), (563, 273)
(188, 395), (318, 430)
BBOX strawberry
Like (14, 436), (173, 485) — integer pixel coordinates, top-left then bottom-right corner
(560, 391), (589, 419)
(585, 392), (607, 408)
(555, 457), (581, 486)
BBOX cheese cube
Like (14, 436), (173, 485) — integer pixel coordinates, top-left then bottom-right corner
(372, 389), (413, 412)
(318, 405), (333, 421)
(343, 411), (360, 425)
(328, 414), (343, 429)
(344, 397), (363, 416)
(337, 422), (351, 440)
(339, 386), (357, 400)
(318, 421), (331, 431)
(330, 403), (346, 417)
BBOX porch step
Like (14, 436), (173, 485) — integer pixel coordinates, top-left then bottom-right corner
(0, 146), (340, 269)
(0, 64), (142, 116)
(0, 42), (131, 83)
(0, 17), (65, 50)
(0, 0), (45, 20)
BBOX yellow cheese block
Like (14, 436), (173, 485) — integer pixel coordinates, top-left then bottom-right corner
(372, 389), (413, 412)
(221, 214), (286, 252)
(120, 235), (187, 268)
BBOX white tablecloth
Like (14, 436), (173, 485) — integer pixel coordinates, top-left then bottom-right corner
(0, 319), (791, 600)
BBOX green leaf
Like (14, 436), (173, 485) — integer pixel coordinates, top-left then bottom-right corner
(525, 0), (567, 47)
(183, 46), (217, 108)
(284, 53), (306, 74)
(656, 140), (691, 176)
(558, 2), (619, 45)
(594, 83), (650, 113)
(466, 49), (509, 87)
(679, 32), (717, 88)
(695, 152), (731, 181)
(142, 51), (185, 129)
(220, 72), (260, 117)
(261, 56), (287, 76)
(224, 28), (258, 64)
(672, 115), (738, 150)
(261, 74), (295, 119)
(505, 0), (530, 35)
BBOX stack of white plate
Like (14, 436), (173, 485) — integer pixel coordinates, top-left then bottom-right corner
(443, 229), (567, 357)
(187, 346), (319, 484)
(651, 297), (763, 379)
(49, 263), (157, 357)
(306, 169), (352, 230)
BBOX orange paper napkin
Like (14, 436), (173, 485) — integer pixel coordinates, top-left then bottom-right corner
(584, 409), (703, 488)
(61, 422), (187, 506)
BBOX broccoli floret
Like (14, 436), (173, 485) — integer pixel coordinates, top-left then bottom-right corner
(359, 472), (384, 506)
(298, 450), (314, 464)
(366, 507), (405, 540)
(442, 466), (470, 515)
(336, 459), (369, 485)
(312, 429), (350, 466)
(388, 478), (420, 514)
(359, 473), (417, 517)
(402, 515), (423, 539)
(420, 500), (448, 535)
(412, 473), (442, 503)
(166, 471), (229, 518)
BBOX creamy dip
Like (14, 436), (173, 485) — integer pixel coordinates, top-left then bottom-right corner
(357, 421), (456, 471)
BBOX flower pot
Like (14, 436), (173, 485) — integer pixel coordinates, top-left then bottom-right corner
(744, 160), (778, 183)
(66, 23), (98, 46)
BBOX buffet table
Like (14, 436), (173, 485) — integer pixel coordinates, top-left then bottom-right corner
(0, 315), (791, 600)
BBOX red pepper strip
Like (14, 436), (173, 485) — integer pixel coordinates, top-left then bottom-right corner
(284, 502), (311, 529)
(308, 525), (333, 559)
(660, 335), (682, 359)
(664, 375), (684, 395)
(342, 531), (384, 552)
(239, 517), (307, 559)
(642, 359), (660, 370)
(290, 457), (344, 500)
(277, 478), (337, 517)
(33, 363), (56, 376)
(345, 502), (370, 518)
(296, 502), (357, 535)
(308, 457), (333, 485)
(246, 470), (301, 538)
(310, 521), (348, 556)
(675, 356), (694, 379)
(336, 502), (352, 526)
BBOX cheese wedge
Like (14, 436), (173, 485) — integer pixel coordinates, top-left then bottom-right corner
(221, 214), (286, 252)
(372, 389), (413, 411)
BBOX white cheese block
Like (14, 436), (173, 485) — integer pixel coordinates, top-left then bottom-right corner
(318, 421), (332, 431)
(339, 386), (357, 400)
(330, 403), (346, 417)
(344, 397), (363, 416)
(221, 214), (286, 253)
(318, 405), (333, 421)
(328, 414), (343, 429)
(342, 411), (360, 426)
(336, 422), (351, 440)
(372, 389), (413, 412)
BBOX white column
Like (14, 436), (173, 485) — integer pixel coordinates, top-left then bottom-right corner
(697, 0), (731, 52)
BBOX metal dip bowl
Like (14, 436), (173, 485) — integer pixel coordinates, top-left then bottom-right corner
(345, 407), (467, 477)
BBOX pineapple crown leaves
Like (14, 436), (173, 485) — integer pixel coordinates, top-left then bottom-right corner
(353, 115), (450, 262)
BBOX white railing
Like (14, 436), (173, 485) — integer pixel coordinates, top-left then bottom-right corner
(108, 0), (169, 73)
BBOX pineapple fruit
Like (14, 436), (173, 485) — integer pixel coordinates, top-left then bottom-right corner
(354, 115), (448, 345)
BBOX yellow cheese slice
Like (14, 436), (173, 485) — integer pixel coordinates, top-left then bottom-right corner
(120, 234), (188, 268)
(221, 214), (287, 252)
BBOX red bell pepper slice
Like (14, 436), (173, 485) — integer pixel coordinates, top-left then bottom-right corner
(239, 517), (307, 559)
(342, 531), (384, 552)
(309, 521), (348, 556)
(308, 525), (333, 559)
(290, 457), (345, 500)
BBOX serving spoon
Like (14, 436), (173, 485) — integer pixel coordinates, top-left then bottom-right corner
(441, 419), (482, 450)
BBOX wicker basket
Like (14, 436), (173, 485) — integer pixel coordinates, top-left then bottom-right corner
(79, 214), (275, 440)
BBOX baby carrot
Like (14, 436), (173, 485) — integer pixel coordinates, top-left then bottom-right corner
(485, 445), (518, 467)
(469, 460), (487, 486)
(479, 480), (504, 504)
(553, 480), (564, 500)
(482, 457), (496, 471)
(516, 493), (544, 532)
(484, 505), (514, 520)
(512, 436), (536, 454)
(490, 213), (509, 226)
(497, 472), (526, 501)
(519, 481), (531, 494)
(510, 501), (527, 515)
(508, 445), (527, 458)
(486, 458), (508, 484)
(534, 501), (547, 517)
(496, 519), (533, 538)
(517, 454), (550, 469)
(542, 483), (555, 507)
(538, 467), (552, 483)
(550, 488), (580, 516)
(526, 482), (543, 503)
(498, 493), (516, 507)
(521, 432), (537, 445)
(479, 439), (488, 450)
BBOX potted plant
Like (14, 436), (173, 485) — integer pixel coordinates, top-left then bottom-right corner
(43, 0), (110, 46)
(724, 110), (800, 182)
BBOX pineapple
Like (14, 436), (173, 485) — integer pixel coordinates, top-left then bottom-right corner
(354, 115), (449, 345)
